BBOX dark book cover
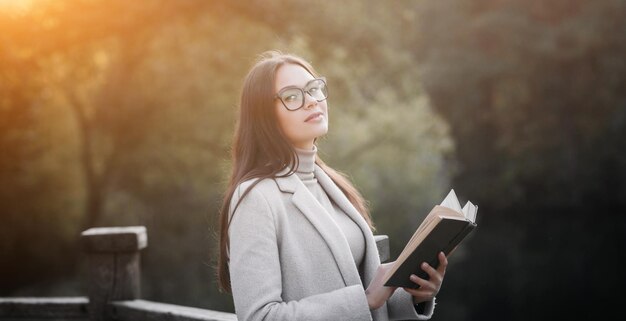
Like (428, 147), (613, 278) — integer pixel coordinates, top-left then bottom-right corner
(384, 217), (477, 288)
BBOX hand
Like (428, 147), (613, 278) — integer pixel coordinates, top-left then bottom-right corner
(365, 262), (398, 310)
(403, 251), (448, 304)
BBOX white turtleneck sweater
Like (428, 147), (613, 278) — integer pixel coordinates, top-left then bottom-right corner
(294, 146), (366, 269)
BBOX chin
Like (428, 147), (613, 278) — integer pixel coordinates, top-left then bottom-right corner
(316, 125), (329, 137)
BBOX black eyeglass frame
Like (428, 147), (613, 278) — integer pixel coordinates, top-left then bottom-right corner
(274, 77), (328, 111)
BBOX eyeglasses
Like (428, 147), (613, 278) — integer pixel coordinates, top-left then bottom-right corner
(275, 78), (328, 111)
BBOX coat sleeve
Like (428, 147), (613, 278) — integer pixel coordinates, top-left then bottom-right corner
(228, 185), (372, 321)
(386, 289), (435, 321)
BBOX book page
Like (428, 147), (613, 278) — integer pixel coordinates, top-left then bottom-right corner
(462, 201), (478, 223)
(406, 190), (464, 249)
(440, 189), (463, 213)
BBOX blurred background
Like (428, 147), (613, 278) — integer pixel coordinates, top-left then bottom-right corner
(1, 0), (625, 320)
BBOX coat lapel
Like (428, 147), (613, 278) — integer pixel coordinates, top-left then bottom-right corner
(313, 165), (382, 286)
(274, 171), (362, 287)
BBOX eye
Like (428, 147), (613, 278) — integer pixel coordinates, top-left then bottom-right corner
(307, 82), (323, 91)
(283, 94), (298, 102)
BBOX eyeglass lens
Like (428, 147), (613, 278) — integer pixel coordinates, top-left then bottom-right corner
(279, 79), (327, 111)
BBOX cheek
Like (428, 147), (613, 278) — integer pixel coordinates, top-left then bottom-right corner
(321, 101), (329, 122)
(275, 106), (296, 136)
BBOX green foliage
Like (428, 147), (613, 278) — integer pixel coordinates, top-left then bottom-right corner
(0, 0), (452, 313)
(4, 0), (623, 319)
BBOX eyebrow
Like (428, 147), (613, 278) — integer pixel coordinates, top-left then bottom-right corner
(277, 84), (299, 92)
(277, 78), (317, 93)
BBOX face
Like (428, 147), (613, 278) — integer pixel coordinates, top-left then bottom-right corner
(274, 63), (329, 150)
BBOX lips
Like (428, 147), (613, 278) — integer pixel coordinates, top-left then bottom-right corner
(305, 112), (324, 122)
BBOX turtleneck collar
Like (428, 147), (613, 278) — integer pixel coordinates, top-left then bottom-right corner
(294, 145), (317, 184)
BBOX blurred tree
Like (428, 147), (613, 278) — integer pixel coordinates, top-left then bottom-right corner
(0, 0), (226, 296)
(0, 0), (456, 316)
(412, 0), (626, 319)
(0, 5), (83, 294)
(235, 0), (457, 254)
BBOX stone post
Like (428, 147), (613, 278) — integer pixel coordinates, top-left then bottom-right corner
(81, 226), (147, 321)
(374, 235), (390, 263)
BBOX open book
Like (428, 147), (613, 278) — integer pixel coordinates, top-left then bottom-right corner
(383, 189), (478, 288)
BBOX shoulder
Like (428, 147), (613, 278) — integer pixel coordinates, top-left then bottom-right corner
(230, 177), (282, 211)
(233, 177), (280, 199)
(228, 177), (285, 227)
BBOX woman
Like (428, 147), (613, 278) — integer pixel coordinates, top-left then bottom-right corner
(217, 50), (448, 321)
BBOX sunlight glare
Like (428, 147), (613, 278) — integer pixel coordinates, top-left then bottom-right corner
(0, 0), (34, 12)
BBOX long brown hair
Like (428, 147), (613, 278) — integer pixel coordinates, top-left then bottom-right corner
(216, 50), (374, 293)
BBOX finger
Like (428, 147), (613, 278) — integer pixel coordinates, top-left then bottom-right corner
(420, 262), (443, 285)
(409, 274), (435, 292)
(402, 287), (427, 297)
(402, 287), (436, 302)
(437, 252), (448, 275)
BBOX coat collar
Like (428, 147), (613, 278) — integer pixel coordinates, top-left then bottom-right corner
(313, 165), (381, 286)
(273, 165), (381, 287)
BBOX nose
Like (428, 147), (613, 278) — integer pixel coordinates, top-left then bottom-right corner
(303, 92), (318, 110)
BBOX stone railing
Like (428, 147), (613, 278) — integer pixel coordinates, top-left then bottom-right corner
(0, 226), (390, 321)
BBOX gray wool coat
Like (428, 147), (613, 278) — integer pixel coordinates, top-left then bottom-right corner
(228, 165), (435, 321)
